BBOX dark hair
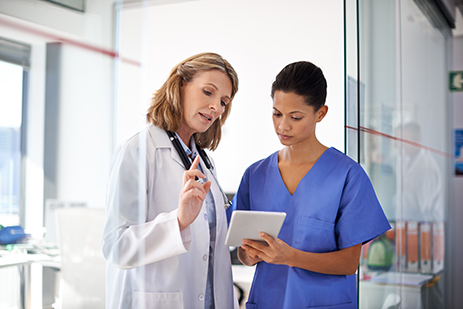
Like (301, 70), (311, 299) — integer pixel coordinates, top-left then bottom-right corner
(271, 61), (327, 111)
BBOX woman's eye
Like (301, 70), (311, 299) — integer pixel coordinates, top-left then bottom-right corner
(292, 117), (302, 121)
(204, 90), (212, 96)
(221, 100), (226, 107)
(273, 113), (282, 117)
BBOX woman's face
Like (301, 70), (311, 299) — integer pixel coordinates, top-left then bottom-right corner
(272, 91), (327, 147)
(178, 69), (232, 141)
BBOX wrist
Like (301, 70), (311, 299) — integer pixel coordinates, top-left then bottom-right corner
(177, 217), (186, 231)
(286, 247), (299, 268)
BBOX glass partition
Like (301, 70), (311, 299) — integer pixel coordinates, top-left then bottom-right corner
(347, 0), (454, 308)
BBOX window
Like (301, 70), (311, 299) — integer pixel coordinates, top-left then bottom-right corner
(0, 37), (30, 227)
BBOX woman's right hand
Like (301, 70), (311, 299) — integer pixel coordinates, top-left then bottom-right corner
(177, 155), (211, 231)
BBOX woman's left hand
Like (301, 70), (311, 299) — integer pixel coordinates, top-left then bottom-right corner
(241, 233), (295, 266)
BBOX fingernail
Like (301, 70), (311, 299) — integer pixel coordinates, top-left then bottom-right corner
(260, 232), (264, 236)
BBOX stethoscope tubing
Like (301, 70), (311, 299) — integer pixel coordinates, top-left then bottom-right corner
(166, 130), (232, 209)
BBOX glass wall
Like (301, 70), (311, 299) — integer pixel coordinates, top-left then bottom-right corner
(346, 0), (453, 308)
(0, 3), (115, 307)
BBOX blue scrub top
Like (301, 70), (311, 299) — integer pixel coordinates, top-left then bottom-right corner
(228, 147), (391, 309)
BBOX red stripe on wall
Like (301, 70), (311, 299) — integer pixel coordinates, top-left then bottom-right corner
(0, 16), (141, 67)
(346, 125), (454, 159)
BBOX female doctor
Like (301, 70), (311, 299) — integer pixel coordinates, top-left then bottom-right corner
(228, 61), (390, 308)
(101, 52), (239, 309)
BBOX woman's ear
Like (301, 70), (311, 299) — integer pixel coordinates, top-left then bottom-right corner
(316, 105), (328, 122)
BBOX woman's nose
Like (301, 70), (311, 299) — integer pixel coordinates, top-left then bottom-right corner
(279, 117), (290, 130)
(210, 99), (222, 112)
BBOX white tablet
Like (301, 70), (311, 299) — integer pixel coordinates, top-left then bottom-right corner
(225, 210), (287, 247)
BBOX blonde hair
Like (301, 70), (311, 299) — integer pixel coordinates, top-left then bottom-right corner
(147, 52), (239, 150)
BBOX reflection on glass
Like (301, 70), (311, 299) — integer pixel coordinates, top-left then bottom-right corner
(355, 0), (450, 308)
(400, 122), (444, 222)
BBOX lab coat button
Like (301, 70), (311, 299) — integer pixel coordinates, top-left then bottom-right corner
(203, 254), (207, 261)
(199, 294), (205, 301)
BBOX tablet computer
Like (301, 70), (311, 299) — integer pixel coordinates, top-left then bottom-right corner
(225, 210), (286, 247)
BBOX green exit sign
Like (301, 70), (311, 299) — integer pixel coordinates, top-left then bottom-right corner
(449, 71), (463, 92)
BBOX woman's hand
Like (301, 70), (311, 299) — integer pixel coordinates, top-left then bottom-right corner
(242, 233), (363, 275)
(177, 156), (211, 231)
(238, 246), (263, 266)
(241, 233), (295, 266)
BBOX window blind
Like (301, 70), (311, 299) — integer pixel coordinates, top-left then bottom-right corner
(0, 37), (31, 70)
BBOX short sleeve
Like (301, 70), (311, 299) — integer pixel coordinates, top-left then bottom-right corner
(227, 167), (251, 225)
(335, 164), (391, 249)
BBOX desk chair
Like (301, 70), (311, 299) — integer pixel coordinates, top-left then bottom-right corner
(55, 207), (106, 309)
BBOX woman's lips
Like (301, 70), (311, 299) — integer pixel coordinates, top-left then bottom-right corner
(278, 133), (291, 140)
(199, 112), (212, 122)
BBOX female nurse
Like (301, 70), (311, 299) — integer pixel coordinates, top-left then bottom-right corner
(102, 52), (239, 309)
(229, 61), (390, 309)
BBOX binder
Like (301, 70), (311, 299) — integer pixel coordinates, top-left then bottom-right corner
(419, 222), (432, 273)
(432, 221), (445, 273)
(386, 221), (395, 242)
(406, 221), (419, 272)
(396, 221), (406, 270)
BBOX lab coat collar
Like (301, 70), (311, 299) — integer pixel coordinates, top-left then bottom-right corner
(146, 123), (206, 172)
(147, 123), (185, 168)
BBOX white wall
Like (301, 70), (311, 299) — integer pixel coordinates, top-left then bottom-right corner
(116, 0), (345, 193)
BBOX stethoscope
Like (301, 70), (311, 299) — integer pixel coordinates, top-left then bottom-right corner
(166, 130), (232, 209)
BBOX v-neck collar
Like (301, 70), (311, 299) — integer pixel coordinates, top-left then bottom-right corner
(273, 147), (333, 197)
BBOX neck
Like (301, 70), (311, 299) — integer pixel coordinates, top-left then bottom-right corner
(280, 138), (327, 164)
(176, 127), (194, 148)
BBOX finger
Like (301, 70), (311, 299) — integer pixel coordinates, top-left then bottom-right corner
(189, 155), (201, 171)
(242, 239), (268, 251)
(183, 179), (207, 194)
(203, 181), (211, 194)
(183, 169), (206, 182)
(241, 244), (261, 259)
(259, 232), (276, 245)
(181, 188), (208, 202)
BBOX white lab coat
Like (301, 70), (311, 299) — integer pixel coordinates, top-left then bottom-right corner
(401, 148), (444, 222)
(101, 124), (238, 309)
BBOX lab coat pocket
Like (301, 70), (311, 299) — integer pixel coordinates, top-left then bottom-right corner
(132, 291), (184, 309)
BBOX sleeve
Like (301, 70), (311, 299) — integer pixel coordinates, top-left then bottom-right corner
(227, 167), (251, 225)
(335, 164), (391, 250)
(101, 139), (191, 270)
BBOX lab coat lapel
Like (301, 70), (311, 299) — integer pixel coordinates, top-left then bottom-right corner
(147, 123), (185, 168)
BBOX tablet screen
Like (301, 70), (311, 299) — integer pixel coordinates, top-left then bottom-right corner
(225, 210), (286, 247)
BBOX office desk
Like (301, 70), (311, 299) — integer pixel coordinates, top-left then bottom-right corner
(359, 272), (442, 309)
(0, 254), (32, 309)
(0, 253), (61, 309)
